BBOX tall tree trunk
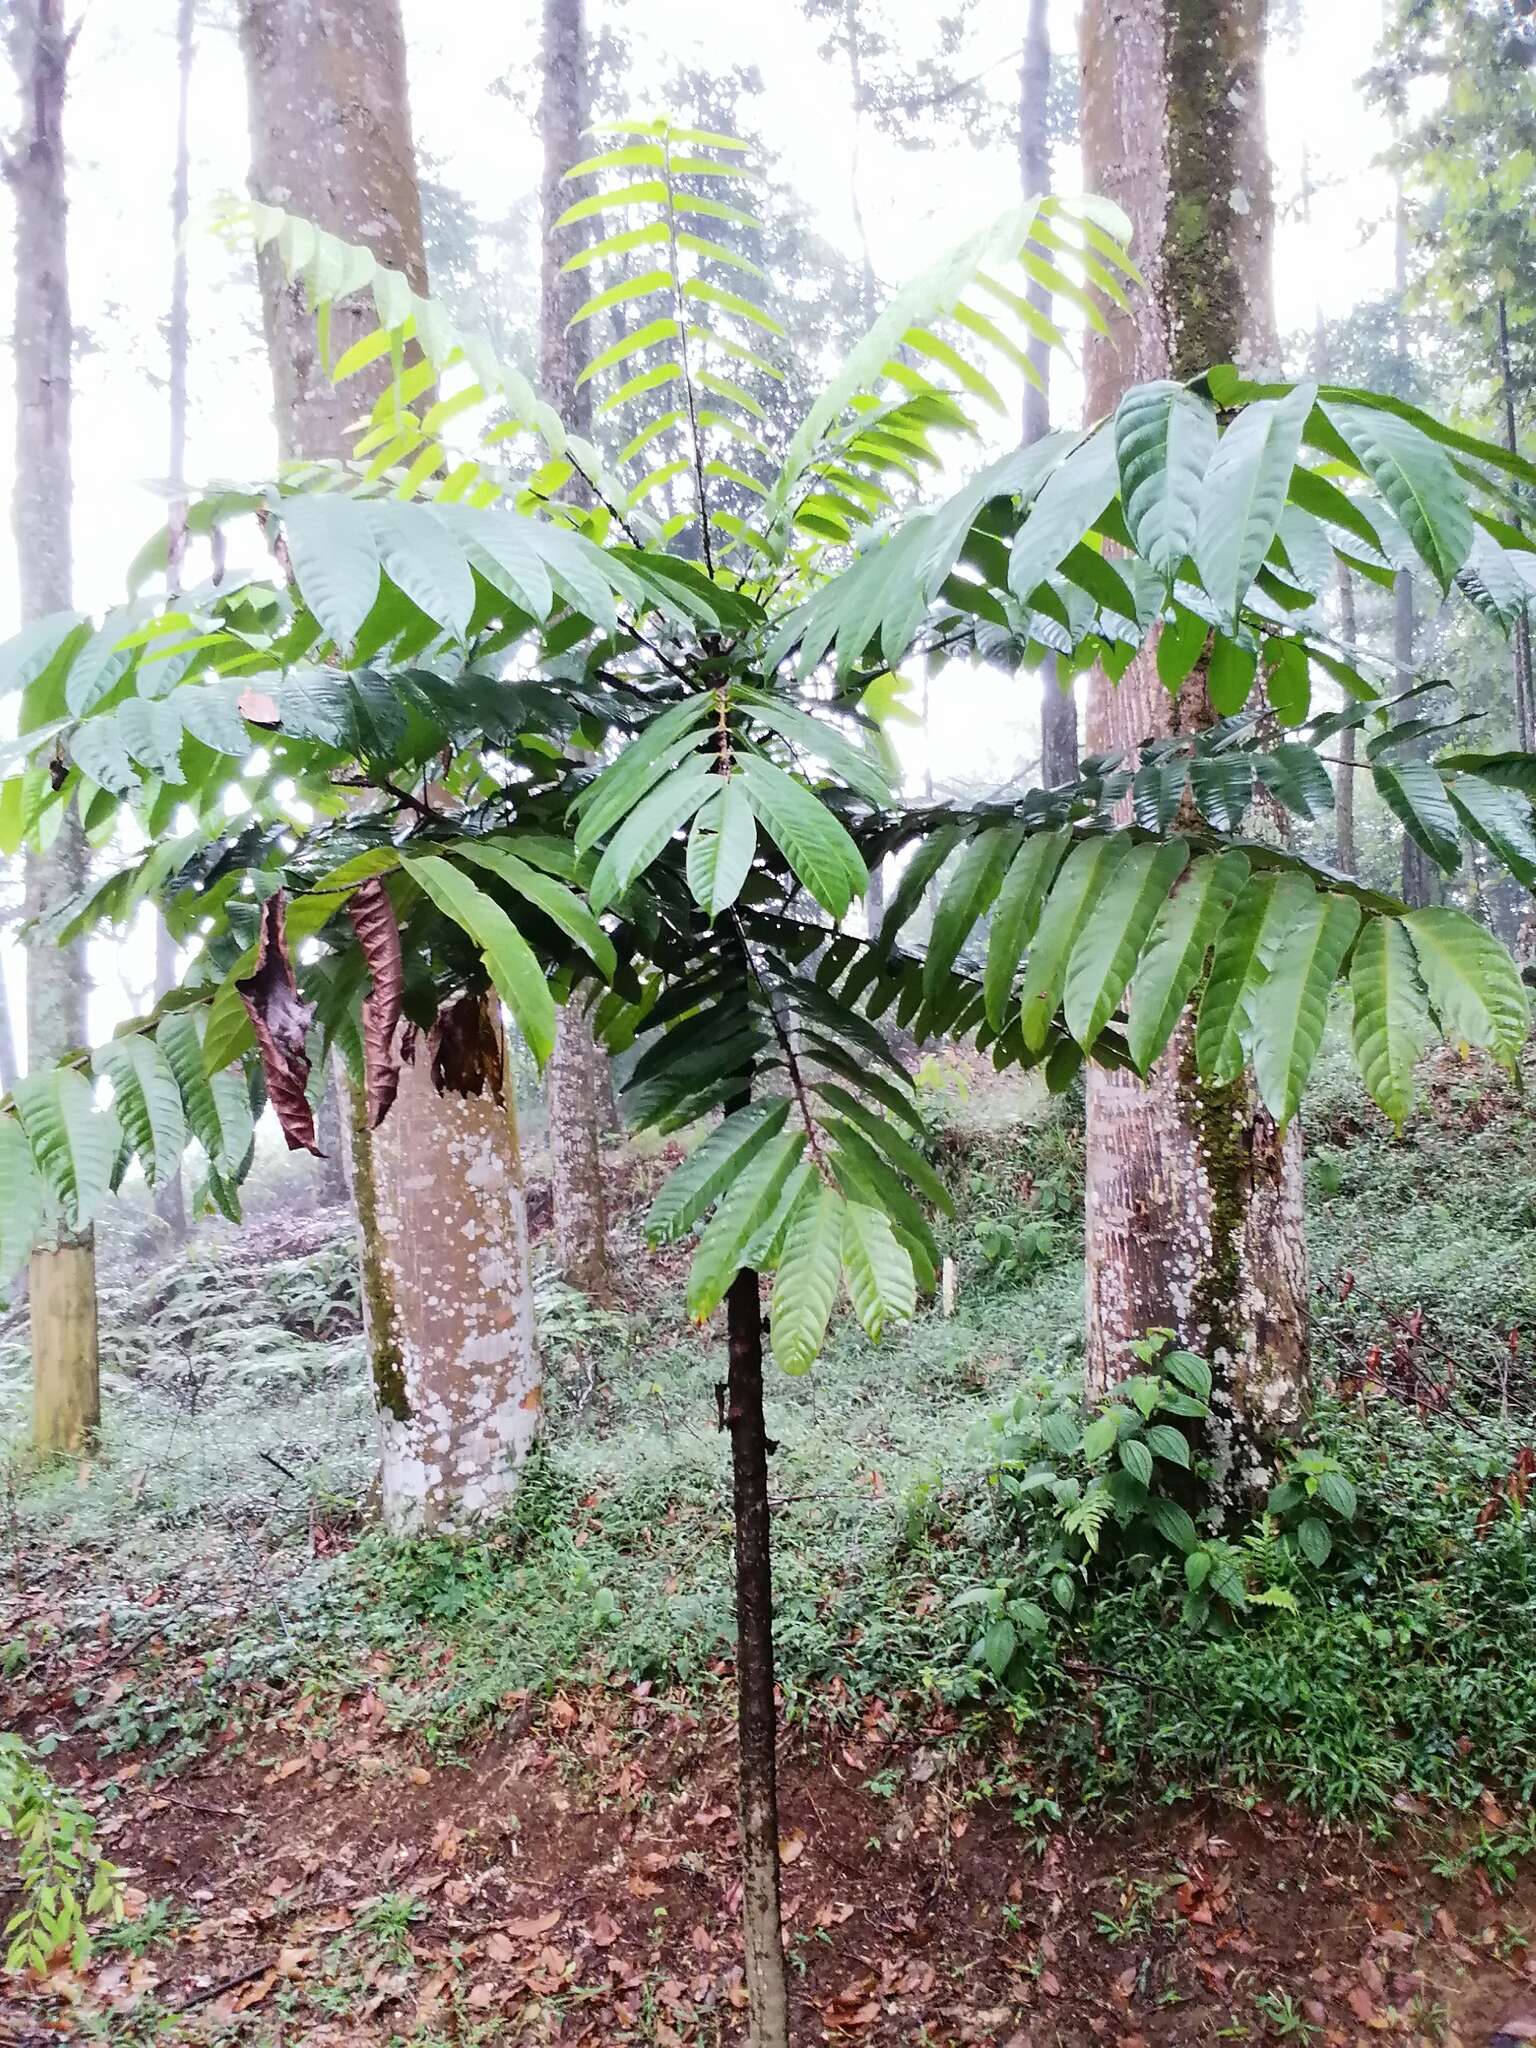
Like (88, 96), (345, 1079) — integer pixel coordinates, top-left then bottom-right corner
(1496, 294), (1535, 752)
(1020, 0), (1076, 787)
(1079, 0), (1307, 1505)
(153, 916), (188, 1242)
(240, 0), (541, 1527)
(5, 0), (99, 1453)
(539, 0), (616, 1298)
(725, 1265), (791, 2048)
(1394, 572), (1439, 906)
(0, 952), (17, 1096)
(1334, 566), (1358, 876)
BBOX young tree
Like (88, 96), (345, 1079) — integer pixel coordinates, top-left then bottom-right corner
(1020, 0), (1076, 788)
(3, 0), (98, 1453)
(539, 0), (616, 1297)
(1076, 0), (1309, 1496)
(3, 138), (1532, 2048)
(237, 0), (541, 1529)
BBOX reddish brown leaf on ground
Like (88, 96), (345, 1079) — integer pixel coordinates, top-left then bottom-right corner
(505, 1910), (562, 1941)
(345, 877), (404, 1127)
(236, 893), (320, 1154)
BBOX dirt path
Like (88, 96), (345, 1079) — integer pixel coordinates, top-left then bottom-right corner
(7, 1685), (1535, 2045)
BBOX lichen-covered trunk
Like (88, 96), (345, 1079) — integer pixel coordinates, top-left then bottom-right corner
(351, 1007), (540, 1533)
(537, 0), (616, 1294)
(1079, 0), (1307, 1500)
(6, 0), (99, 1451)
(240, 0), (541, 1514)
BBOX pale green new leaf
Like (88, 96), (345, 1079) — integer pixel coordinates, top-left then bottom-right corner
(769, 1179), (846, 1373)
(93, 1037), (187, 1189)
(685, 778), (757, 919)
(1349, 916), (1432, 1132)
(983, 827), (1070, 1030)
(404, 853), (558, 1065)
(1061, 837), (1189, 1049)
(1404, 906), (1530, 1073)
(1126, 850), (1250, 1072)
(840, 1198), (917, 1343)
(589, 757), (717, 914)
(1249, 890), (1362, 1124)
(737, 754), (866, 919)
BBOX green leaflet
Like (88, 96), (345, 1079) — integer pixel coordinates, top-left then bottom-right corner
(93, 1037), (187, 1190)
(924, 824), (1024, 998)
(1255, 744), (1335, 822)
(1446, 775), (1536, 889)
(13, 1069), (121, 1234)
(1194, 382), (1316, 627)
(157, 1012), (252, 1174)
(363, 501), (476, 637)
(1249, 889), (1361, 1125)
(589, 757), (717, 914)
(1155, 602), (1208, 694)
(1349, 917), (1431, 1133)
(0, 1115), (44, 1276)
(737, 690), (893, 806)
(1061, 837), (1190, 1050)
(280, 494), (380, 647)
(571, 695), (713, 854)
(1115, 381), (1218, 581)
(1127, 850), (1250, 1073)
(1404, 906), (1530, 1074)
(1373, 761), (1461, 872)
(1188, 757), (1253, 834)
(812, 1080), (952, 1214)
(823, 1123), (940, 1268)
(840, 1198), (916, 1343)
(983, 827), (1070, 1030)
(1323, 401), (1473, 593)
(1206, 636), (1257, 716)
(1007, 423), (1119, 602)
(450, 842), (617, 979)
(1016, 834), (1129, 1053)
(685, 1128), (806, 1321)
(1195, 872), (1314, 1084)
(685, 778), (757, 919)
(737, 753), (867, 919)
(877, 823), (967, 957)
(404, 853), (558, 1066)
(769, 1179), (846, 1374)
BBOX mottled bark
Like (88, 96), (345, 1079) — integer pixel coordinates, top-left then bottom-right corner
(538, 0), (616, 1295)
(6, 0), (99, 1450)
(1021, 0), (1077, 787)
(1079, 0), (1307, 1495)
(352, 1007), (540, 1532)
(726, 1266), (791, 2048)
(239, 0), (428, 455)
(240, 0), (541, 1514)
(1334, 567), (1358, 876)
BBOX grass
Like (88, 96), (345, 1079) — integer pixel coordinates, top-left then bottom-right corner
(6, 1038), (1536, 1839)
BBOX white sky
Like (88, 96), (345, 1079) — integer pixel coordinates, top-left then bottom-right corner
(0, 0), (1402, 1048)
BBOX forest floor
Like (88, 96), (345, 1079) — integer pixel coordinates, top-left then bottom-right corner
(4, 1043), (1536, 2046)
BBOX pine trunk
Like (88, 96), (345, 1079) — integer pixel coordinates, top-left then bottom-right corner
(240, 0), (542, 1520)
(1079, 0), (1308, 1502)
(538, 0), (616, 1297)
(725, 1266), (791, 2048)
(1021, 0), (1076, 788)
(6, 0), (99, 1453)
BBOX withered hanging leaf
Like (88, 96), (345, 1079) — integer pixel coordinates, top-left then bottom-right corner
(430, 992), (504, 1099)
(346, 876), (404, 1127)
(236, 892), (321, 1154)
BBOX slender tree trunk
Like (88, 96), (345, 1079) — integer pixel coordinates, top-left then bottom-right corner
(1393, 572), (1439, 906)
(1334, 567), (1358, 876)
(240, 0), (541, 1523)
(539, 0), (616, 1297)
(1020, 0), (1076, 787)
(153, 917), (188, 1241)
(6, 0), (99, 1453)
(725, 1265), (791, 2048)
(1496, 293), (1535, 752)
(1079, 0), (1307, 1505)
(0, 938), (18, 1095)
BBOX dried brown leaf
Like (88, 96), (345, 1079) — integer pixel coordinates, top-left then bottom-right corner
(429, 992), (503, 1098)
(236, 893), (320, 1154)
(346, 877), (404, 1127)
